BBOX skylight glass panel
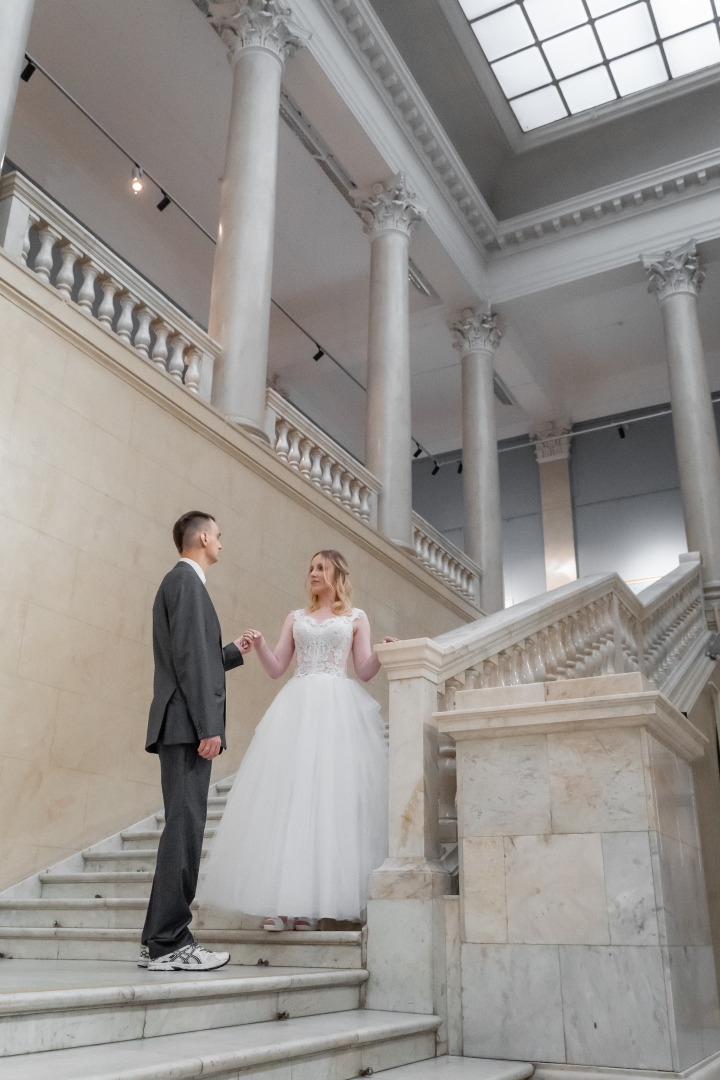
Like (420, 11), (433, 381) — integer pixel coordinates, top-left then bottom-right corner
(560, 65), (617, 111)
(510, 84), (568, 129)
(595, 3), (656, 58)
(650, 0), (713, 38)
(610, 43), (668, 93)
(664, 22), (720, 77)
(492, 46), (552, 97)
(471, 5), (533, 60)
(523, 0), (587, 39)
(459, 0), (720, 130)
(543, 25), (603, 79)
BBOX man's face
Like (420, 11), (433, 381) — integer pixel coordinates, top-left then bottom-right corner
(203, 519), (222, 564)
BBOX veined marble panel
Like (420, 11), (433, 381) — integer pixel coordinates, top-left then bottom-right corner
(460, 837), (507, 944)
(547, 729), (648, 833)
(652, 832), (712, 946)
(664, 945), (720, 1070)
(559, 945), (673, 1070)
(457, 736), (551, 838)
(602, 832), (659, 946)
(444, 897), (463, 1056)
(365, 899), (434, 1014)
(461, 943), (565, 1062)
(505, 834), (609, 945)
(643, 734), (701, 848)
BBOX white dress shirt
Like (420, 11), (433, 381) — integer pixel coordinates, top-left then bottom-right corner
(179, 557), (206, 585)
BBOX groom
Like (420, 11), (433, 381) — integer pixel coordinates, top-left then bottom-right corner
(140, 511), (250, 972)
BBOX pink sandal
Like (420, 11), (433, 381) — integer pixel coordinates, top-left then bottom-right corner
(263, 916), (292, 931)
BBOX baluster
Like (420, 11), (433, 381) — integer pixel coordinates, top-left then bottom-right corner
(482, 658), (500, 688)
(559, 619), (577, 678)
(330, 463), (344, 502)
(349, 478), (362, 517)
(167, 335), (187, 383)
(517, 641), (535, 684)
(275, 418), (291, 462)
(298, 438), (313, 480)
(340, 471), (352, 508)
(287, 430), (303, 471)
(21, 213), (38, 266)
(97, 276), (119, 327)
(151, 320), (170, 371)
(116, 291), (138, 342)
(497, 651), (514, 687)
(34, 224), (60, 282)
(442, 675), (465, 711)
(510, 645), (525, 685)
(540, 626), (559, 680)
(359, 485), (371, 523)
(416, 534), (430, 566)
(77, 259), (101, 313)
(320, 455), (333, 493)
(464, 665), (483, 690)
(528, 633), (548, 682)
(550, 623), (568, 678)
(309, 448), (324, 488)
(134, 306), (153, 357)
(56, 242), (81, 299)
(184, 347), (202, 395)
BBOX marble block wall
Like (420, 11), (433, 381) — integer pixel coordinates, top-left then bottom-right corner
(0, 251), (468, 890)
(438, 673), (720, 1073)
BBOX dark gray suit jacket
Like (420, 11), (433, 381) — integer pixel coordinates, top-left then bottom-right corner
(145, 561), (243, 754)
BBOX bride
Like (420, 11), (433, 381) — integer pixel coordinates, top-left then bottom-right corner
(197, 549), (390, 929)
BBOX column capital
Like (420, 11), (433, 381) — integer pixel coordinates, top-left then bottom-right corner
(353, 173), (425, 240)
(531, 421), (572, 463)
(209, 0), (310, 63)
(450, 308), (502, 355)
(642, 241), (705, 301)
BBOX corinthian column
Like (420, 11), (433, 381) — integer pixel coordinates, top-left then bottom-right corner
(354, 174), (424, 550)
(450, 308), (503, 613)
(642, 242), (720, 614)
(208, 0), (309, 439)
(0, 0), (35, 170)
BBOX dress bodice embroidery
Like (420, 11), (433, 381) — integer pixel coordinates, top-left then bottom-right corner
(292, 608), (363, 678)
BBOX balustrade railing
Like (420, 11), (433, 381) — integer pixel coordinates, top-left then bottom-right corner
(412, 513), (480, 605)
(0, 171), (218, 399)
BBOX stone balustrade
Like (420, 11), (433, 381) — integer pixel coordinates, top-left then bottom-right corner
(0, 171), (218, 399)
(412, 513), (481, 605)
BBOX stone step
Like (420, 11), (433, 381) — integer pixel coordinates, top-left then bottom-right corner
(82, 849), (207, 873)
(40, 871), (156, 899)
(0, 898), (264, 932)
(207, 796), (227, 808)
(0, 958), (367, 1057)
(0, 927), (364, 968)
(372, 1059), (534, 1079)
(156, 809), (223, 824)
(0, 1008), (438, 1079)
(121, 828), (215, 850)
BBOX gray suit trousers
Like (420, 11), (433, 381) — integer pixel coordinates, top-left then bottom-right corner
(142, 744), (211, 958)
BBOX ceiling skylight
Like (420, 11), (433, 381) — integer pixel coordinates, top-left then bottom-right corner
(458, 0), (720, 130)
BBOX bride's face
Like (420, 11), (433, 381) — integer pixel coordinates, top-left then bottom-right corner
(309, 556), (334, 598)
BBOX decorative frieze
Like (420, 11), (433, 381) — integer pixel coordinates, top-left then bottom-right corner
(209, 0), (310, 62)
(450, 308), (501, 355)
(353, 173), (425, 239)
(642, 241), (705, 301)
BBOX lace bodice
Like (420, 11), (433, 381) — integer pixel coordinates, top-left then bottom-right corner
(292, 608), (363, 678)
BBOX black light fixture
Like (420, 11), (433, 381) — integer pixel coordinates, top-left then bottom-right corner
(20, 60), (36, 82)
(618, 425), (626, 439)
(457, 461), (463, 474)
(313, 348), (324, 362)
(431, 460), (440, 476)
(413, 442), (422, 458)
(156, 192), (171, 211)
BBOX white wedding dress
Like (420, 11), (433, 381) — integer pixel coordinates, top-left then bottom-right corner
(197, 608), (388, 921)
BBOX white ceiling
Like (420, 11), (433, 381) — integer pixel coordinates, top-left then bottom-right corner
(7, 0), (720, 463)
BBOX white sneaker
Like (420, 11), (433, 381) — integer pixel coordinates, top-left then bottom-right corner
(137, 945), (150, 967)
(147, 943), (230, 971)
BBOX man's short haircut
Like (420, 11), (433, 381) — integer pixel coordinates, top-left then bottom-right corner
(172, 511), (216, 554)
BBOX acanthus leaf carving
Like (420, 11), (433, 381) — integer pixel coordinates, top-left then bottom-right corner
(642, 241), (705, 301)
(209, 0), (310, 62)
(353, 172), (425, 239)
(449, 308), (502, 355)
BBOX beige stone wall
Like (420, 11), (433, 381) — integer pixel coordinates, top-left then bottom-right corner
(689, 676), (720, 995)
(0, 253), (470, 890)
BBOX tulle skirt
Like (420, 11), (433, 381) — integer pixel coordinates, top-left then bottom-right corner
(196, 673), (389, 921)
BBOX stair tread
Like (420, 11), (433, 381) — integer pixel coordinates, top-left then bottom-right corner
(39, 872), (155, 882)
(372, 1058), (534, 1079)
(0, 926), (362, 943)
(0, 1008), (439, 1079)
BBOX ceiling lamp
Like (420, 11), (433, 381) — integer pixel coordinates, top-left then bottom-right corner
(131, 165), (144, 195)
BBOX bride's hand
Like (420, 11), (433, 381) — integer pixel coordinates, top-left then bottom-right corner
(378, 636), (399, 644)
(244, 629), (265, 650)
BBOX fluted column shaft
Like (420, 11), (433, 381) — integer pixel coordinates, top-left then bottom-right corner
(0, 0), (35, 170)
(644, 243), (720, 607)
(452, 310), (503, 613)
(355, 175), (424, 549)
(208, 1), (308, 438)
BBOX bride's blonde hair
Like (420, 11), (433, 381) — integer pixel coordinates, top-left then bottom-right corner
(307, 550), (353, 614)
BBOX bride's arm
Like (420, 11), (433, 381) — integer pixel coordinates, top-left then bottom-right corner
(352, 611), (389, 682)
(246, 613), (296, 679)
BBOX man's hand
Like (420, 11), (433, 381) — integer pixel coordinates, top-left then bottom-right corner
(198, 736), (222, 760)
(234, 634), (253, 654)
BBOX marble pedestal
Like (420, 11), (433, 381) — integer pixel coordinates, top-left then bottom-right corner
(438, 673), (720, 1074)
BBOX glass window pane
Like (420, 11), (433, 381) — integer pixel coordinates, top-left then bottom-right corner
(458, 0), (512, 20)
(543, 24), (603, 78)
(595, 2), (657, 59)
(523, 0), (587, 39)
(472, 5), (534, 60)
(510, 84), (568, 129)
(610, 43), (668, 93)
(560, 64), (617, 110)
(664, 22), (720, 76)
(492, 46), (552, 96)
(650, 0), (713, 38)
(585, 0), (635, 15)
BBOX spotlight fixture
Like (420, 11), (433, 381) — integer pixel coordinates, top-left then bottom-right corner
(413, 442), (422, 458)
(131, 165), (144, 195)
(20, 60), (36, 82)
(313, 348), (324, 362)
(156, 192), (171, 211)
(431, 461), (440, 476)
(618, 425), (626, 439)
(457, 461), (463, 474)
